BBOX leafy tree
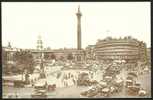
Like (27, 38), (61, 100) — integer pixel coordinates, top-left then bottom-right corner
(2, 49), (9, 74)
(13, 50), (35, 74)
(44, 53), (49, 60)
(67, 53), (73, 60)
(51, 53), (56, 60)
(2, 49), (7, 65)
(2, 49), (15, 75)
(59, 56), (64, 61)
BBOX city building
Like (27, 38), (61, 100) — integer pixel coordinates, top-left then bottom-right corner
(2, 42), (21, 63)
(2, 7), (149, 67)
(146, 48), (151, 64)
(94, 36), (148, 63)
(85, 45), (96, 60)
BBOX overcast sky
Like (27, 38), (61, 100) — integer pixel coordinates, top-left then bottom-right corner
(2, 2), (151, 49)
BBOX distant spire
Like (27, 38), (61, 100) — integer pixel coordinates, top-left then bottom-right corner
(76, 5), (82, 50)
(77, 5), (82, 16)
(78, 5), (80, 12)
(8, 42), (11, 48)
(37, 35), (43, 50)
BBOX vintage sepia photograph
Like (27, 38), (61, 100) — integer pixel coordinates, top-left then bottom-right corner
(2, 2), (151, 98)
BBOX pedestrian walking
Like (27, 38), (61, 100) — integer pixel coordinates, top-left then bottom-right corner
(63, 80), (66, 87)
(73, 78), (75, 85)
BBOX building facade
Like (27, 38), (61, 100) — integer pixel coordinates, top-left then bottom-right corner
(85, 45), (96, 60)
(146, 48), (151, 64)
(95, 36), (147, 63)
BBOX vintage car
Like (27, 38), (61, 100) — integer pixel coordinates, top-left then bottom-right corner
(114, 78), (123, 86)
(80, 86), (99, 97)
(113, 79), (124, 92)
(125, 79), (133, 88)
(100, 88), (110, 97)
(34, 84), (46, 90)
(86, 88), (99, 97)
(126, 86), (140, 96)
(127, 72), (138, 79)
(138, 89), (147, 96)
(31, 79), (48, 98)
(80, 90), (88, 96)
(3, 79), (14, 87)
(31, 85), (47, 98)
(98, 81), (107, 88)
(89, 80), (98, 86)
(77, 73), (90, 86)
(126, 76), (133, 81)
(31, 91), (47, 98)
(134, 82), (141, 89)
(14, 80), (25, 88)
(109, 86), (119, 95)
(34, 79), (48, 88)
(103, 76), (112, 82)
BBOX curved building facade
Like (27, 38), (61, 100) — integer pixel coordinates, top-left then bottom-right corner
(95, 36), (147, 62)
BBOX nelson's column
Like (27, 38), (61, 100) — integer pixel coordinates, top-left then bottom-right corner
(75, 6), (85, 63)
(76, 6), (82, 50)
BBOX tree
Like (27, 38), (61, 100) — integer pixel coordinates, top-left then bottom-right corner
(59, 56), (64, 61)
(44, 53), (49, 60)
(13, 50), (35, 74)
(50, 53), (56, 60)
(2, 49), (7, 65)
(106, 36), (112, 40)
(2, 49), (10, 74)
(67, 53), (73, 60)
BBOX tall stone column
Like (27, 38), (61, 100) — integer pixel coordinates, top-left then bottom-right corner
(76, 6), (82, 50)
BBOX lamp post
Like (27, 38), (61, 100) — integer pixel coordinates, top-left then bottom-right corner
(40, 49), (45, 79)
(37, 35), (45, 79)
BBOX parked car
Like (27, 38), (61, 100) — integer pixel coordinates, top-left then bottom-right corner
(34, 79), (48, 89)
(113, 79), (124, 92)
(80, 86), (99, 97)
(127, 72), (138, 78)
(125, 79), (133, 88)
(98, 81), (107, 88)
(80, 90), (88, 96)
(31, 86), (47, 98)
(103, 75), (113, 82)
(14, 80), (25, 88)
(85, 87), (99, 97)
(138, 89), (147, 96)
(127, 86), (140, 96)
(100, 88), (110, 97)
(89, 80), (98, 86)
(31, 79), (48, 98)
(77, 73), (90, 86)
(31, 91), (47, 98)
(109, 86), (119, 95)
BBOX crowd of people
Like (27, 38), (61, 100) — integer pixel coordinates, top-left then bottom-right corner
(61, 72), (77, 87)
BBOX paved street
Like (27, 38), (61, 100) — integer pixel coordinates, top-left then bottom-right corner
(3, 70), (151, 98)
(3, 85), (89, 98)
